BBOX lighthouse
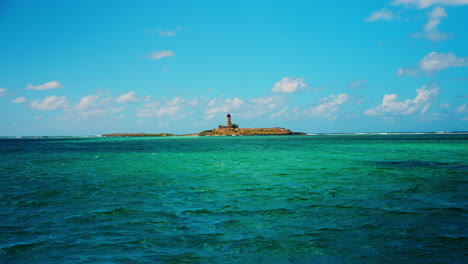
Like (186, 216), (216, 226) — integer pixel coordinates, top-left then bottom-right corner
(226, 113), (232, 127)
(218, 114), (237, 129)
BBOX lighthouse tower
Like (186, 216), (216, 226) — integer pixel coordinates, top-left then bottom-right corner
(226, 114), (232, 127)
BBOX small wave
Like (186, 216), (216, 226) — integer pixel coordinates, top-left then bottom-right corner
(421, 206), (467, 213)
(256, 208), (295, 217)
(181, 209), (215, 216)
(96, 207), (138, 216)
(215, 219), (243, 230)
(1, 241), (47, 254)
(364, 160), (451, 169)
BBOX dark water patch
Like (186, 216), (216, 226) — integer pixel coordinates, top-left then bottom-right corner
(1, 241), (48, 255)
(364, 160), (451, 168)
(181, 209), (215, 216)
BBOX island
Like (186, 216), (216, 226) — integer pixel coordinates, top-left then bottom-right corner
(102, 114), (306, 137)
(199, 127), (305, 136)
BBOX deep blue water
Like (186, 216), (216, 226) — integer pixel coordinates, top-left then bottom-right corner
(0, 134), (467, 263)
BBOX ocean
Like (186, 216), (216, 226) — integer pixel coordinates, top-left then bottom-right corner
(1, 134), (467, 263)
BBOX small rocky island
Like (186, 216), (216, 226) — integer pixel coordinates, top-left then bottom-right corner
(199, 127), (304, 136)
(200, 114), (305, 136)
(102, 114), (305, 137)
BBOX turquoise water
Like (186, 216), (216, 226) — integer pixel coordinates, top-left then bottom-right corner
(1, 135), (467, 263)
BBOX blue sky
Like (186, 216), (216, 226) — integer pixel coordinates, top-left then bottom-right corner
(1, 0), (467, 136)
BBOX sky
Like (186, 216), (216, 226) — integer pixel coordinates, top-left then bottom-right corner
(1, 0), (468, 136)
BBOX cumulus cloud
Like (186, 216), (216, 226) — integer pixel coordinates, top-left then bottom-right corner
(365, 85), (439, 116)
(412, 6), (451, 41)
(26, 81), (63, 90)
(393, 0), (468, 8)
(76, 95), (99, 110)
(366, 8), (399, 22)
(58, 93), (128, 121)
(204, 98), (245, 119)
(348, 79), (368, 89)
(271, 77), (307, 93)
(0, 88), (7, 96)
(55, 92), (142, 121)
(117, 91), (140, 104)
(148, 50), (175, 60)
(419, 52), (468, 71)
(31, 96), (68, 110)
(440, 103), (451, 108)
(64, 94), (107, 120)
(156, 26), (182, 36)
(137, 97), (198, 118)
(303, 93), (350, 119)
(12, 96), (26, 103)
(398, 52), (468, 76)
(397, 68), (420, 76)
(455, 103), (468, 113)
(250, 95), (286, 109)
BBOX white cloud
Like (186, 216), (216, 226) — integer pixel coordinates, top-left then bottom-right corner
(148, 50), (175, 60)
(397, 68), (419, 76)
(393, 0), (468, 8)
(26, 81), (63, 90)
(455, 103), (468, 113)
(137, 97), (198, 118)
(412, 6), (451, 41)
(419, 52), (468, 71)
(31, 96), (68, 110)
(271, 77), (307, 93)
(76, 95), (99, 110)
(271, 107), (289, 118)
(427, 6), (447, 28)
(61, 93), (125, 121)
(12, 96), (26, 103)
(204, 97), (245, 119)
(414, 85), (439, 103)
(366, 8), (398, 22)
(440, 103), (450, 108)
(365, 85), (439, 116)
(303, 93), (350, 119)
(117, 91), (140, 104)
(413, 30), (451, 41)
(348, 79), (368, 89)
(112, 106), (126, 113)
(156, 26), (182, 36)
(249, 95), (286, 109)
(73, 109), (107, 120)
(398, 52), (468, 76)
(0, 88), (7, 96)
(262, 94), (349, 120)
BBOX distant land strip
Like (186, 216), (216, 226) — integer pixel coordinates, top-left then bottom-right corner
(101, 133), (176, 137)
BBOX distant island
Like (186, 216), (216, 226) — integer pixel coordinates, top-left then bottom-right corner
(102, 114), (306, 137)
(102, 133), (176, 137)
